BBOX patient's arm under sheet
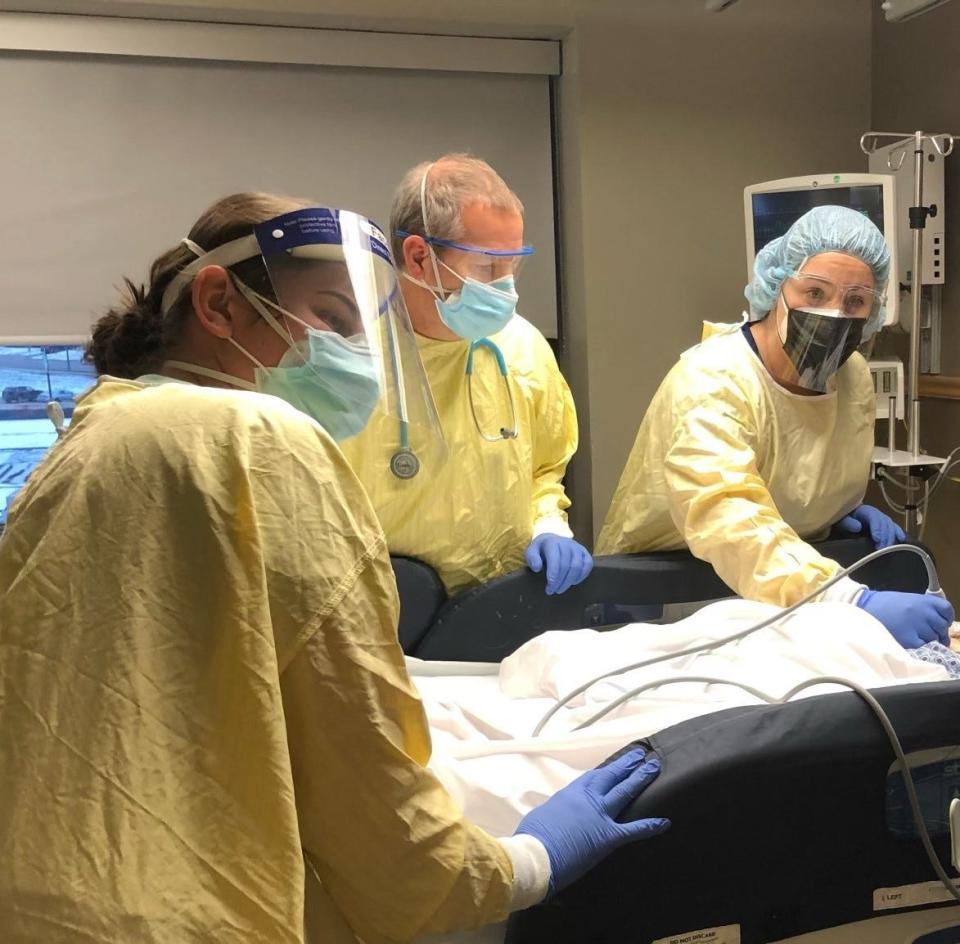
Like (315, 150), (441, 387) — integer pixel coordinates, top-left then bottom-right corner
(411, 599), (949, 838)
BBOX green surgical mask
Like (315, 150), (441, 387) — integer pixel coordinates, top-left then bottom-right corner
(254, 328), (382, 441)
(166, 281), (382, 442)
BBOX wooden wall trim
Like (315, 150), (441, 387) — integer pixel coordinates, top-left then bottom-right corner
(919, 375), (960, 400)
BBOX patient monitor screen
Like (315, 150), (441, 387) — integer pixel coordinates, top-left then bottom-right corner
(751, 185), (885, 255)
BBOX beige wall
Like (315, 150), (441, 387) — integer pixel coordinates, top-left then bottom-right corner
(562, 1), (872, 540)
(871, 2), (960, 599)
(6, 0), (877, 546)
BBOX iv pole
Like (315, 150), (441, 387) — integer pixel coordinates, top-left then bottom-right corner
(859, 129), (956, 535)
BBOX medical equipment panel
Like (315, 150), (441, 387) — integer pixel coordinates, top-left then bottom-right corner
(871, 358), (906, 421)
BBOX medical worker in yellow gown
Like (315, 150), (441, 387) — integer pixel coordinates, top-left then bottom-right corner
(340, 154), (591, 596)
(0, 192), (669, 944)
(598, 206), (953, 649)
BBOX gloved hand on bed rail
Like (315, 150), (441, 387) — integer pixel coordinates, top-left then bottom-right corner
(836, 504), (907, 549)
(857, 589), (954, 648)
(514, 747), (669, 898)
(525, 534), (594, 595)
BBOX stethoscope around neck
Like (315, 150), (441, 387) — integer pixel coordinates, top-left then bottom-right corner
(466, 338), (518, 443)
(381, 287), (425, 480)
(353, 282), (520, 477)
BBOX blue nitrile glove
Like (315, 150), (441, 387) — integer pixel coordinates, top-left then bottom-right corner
(514, 748), (670, 897)
(525, 535), (594, 595)
(857, 589), (954, 648)
(836, 504), (907, 549)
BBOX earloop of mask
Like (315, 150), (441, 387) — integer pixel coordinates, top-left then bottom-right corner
(221, 278), (305, 377)
(232, 278), (307, 349)
(163, 359), (258, 391)
(401, 267), (451, 301)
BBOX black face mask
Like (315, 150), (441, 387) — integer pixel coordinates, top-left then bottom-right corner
(781, 308), (865, 393)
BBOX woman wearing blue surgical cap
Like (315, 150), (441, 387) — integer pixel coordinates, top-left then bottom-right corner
(599, 205), (954, 649)
(0, 192), (668, 944)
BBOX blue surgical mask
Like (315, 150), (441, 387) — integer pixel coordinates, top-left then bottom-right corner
(405, 256), (519, 342)
(435, 274), (518, 342)
(255, 329), (382, 441)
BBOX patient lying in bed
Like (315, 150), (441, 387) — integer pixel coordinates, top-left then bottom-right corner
(410, 599), (953, 837)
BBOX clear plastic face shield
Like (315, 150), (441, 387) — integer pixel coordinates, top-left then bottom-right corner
(161, 208), (445, 477)
(776, 264), (883, 393)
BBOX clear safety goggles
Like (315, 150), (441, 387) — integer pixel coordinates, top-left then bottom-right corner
(783, 271), (883, 320)
(395, 229), (533, 281)
(161, 207), (446, 476)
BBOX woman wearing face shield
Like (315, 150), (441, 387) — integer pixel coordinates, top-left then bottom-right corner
(598, 205), (954, 650)
(0, 192), (669, 944)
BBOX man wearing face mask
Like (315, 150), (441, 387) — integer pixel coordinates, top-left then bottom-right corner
(597, 206), (954, 650)
(341, 154), (591, 597)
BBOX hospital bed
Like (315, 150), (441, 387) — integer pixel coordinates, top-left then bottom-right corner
(394, 537), (933, 662)
(504, 678), (960, 944)
(404, 538), (960, 943)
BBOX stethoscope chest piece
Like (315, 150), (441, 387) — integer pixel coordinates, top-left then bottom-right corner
(390, 448), (421, 480)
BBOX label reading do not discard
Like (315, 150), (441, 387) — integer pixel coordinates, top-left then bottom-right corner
(652, 925), (742, 944)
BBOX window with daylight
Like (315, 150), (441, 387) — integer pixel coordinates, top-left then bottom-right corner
(0, 345), (95, 524)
